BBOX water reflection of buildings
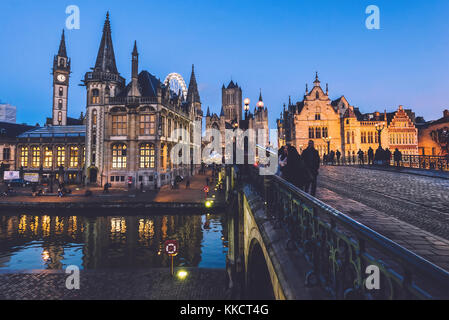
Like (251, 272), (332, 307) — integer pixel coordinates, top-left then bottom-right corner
(0, 213), (213, 270)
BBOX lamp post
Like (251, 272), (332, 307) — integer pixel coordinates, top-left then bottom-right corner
(323, 136), (332, 154)
(375, 123), (385, 149)
(244, 98), (250, 120)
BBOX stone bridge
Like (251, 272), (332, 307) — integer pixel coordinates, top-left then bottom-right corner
(223, 165), (449, 300)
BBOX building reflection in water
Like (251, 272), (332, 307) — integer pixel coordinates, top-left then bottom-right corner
(0, 212), (227, 271)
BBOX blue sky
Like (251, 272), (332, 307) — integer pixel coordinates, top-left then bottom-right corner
(1, 0), (449, 129)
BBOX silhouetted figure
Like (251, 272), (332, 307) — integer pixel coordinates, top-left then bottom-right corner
(323, 153), (328, 165)
(301, 140), (320, 197)
(385, 148), (392, 166)
(336, 150), (341, 165)
(368, 147), (374, 165)
(357, 149), (365, 165)
(103, 183), (109, 194)
(186, 179), (190, 189)
(277, 146), (288, 177)
(329, 150), (335, 165)
(285, 145), (308, 190)
(140, 182), (144, 192)
(375, 147), (384, 165)
(394, 148), (402, 168)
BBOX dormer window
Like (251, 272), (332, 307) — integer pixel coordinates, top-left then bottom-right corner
(316, 91), (320, 99)
(315, 113), (321, 120)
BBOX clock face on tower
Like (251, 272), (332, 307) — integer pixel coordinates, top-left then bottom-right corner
(57, 74), (66, 82)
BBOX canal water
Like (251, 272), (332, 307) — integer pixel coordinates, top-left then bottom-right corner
(0, 212), (228, 271)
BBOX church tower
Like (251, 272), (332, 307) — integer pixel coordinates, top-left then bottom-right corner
(83, 12), (125, 184)
(187, 64), (202, 122)
(52, 30), (70, 126)
(222, 81), (242, 122)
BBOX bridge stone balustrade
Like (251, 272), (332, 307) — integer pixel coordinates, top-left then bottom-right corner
(224, 165), (449, 300)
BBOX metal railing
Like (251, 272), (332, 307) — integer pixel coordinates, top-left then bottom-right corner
(326, 155), (449, 172)
(235, 164), (449, 299)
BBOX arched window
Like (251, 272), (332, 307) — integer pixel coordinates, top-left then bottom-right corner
(58, 100), (63, 109)
(315, 127), (321, 139)
(58, 111), (62, 123)
(92, 110), (97, 126)
(57, 146), (65, 167)
(31, 146), (41, 168)
(112, 144), (127, 169)
(20, 147), (29, 167)
(139, 143), (155, 168)
(59, 87), (64, 96)
(91, 89), (100, 104)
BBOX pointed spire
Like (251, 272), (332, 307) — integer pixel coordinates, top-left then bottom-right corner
(187, 64), (201, 104)
(305, 84), (309, 94)
(94, 12), (118, 74)
(259, 89), (263, 102)
(132, 40), (138, 56)
(220, 106), (225, 117)
(58, 29), (67, 57)
(326, 83), (329, 95)
(314, 72), (321, 87)
(206, 106), (211, 117)
(288, 96), (292, 106)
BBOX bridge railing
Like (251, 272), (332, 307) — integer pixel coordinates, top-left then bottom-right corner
(330, 154), (449, 171)
(239, 164), (449, 299)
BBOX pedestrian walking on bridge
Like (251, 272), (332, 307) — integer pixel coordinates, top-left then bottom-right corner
(357, 149), (365, 165)
(301, 140), (320, 197)
(368, 147), (374, 165)
(394, 148), (402, 168)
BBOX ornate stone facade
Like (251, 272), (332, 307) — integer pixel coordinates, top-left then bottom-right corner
(83, 14), (202, 187)
(278, 73), (419, 158)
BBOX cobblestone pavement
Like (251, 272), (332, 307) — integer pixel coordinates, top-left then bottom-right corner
(317, 166), (449, 270)
(0, 268), (227, 300)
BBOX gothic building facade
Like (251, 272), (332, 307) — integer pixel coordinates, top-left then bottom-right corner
(205, 81), (269, 161)
(15, 13), (202, 187)
(277, 73), (419, 159)
(83, 14), (202, 187)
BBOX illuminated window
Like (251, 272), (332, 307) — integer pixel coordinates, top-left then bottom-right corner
(91, 89), (100, 104)
(44, 147), (53, 168)
(31, 146), (41, 168)
(57, 146), (65, 167)
(20, 147), (29, 167)
(140, 114), (156, 135)
(161, 116), (166, 136)
(139, 143), (155, 168)
(69, 146), (79, 168)
(315, 127), (321, 139)
(92, 109), (97, 126)
(112, 115), (127, 135)
(112, 144), (127, 169)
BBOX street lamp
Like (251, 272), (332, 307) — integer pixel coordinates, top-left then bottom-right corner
(375, 123), (385, 149)
(323, 136), (332, 154)
(244, 98), (250, 120)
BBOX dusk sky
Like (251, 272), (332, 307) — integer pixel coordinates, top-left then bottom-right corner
(1, 0), (449, 129)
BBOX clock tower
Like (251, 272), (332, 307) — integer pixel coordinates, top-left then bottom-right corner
(52, 30), (71, 126)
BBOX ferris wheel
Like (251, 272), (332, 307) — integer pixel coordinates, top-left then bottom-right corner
(163, 73), (188, 100)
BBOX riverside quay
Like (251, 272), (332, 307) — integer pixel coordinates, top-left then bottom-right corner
(1, 1), (449, 314)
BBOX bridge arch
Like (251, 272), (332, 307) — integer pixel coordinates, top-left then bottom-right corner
(246, 238), (275, 300)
